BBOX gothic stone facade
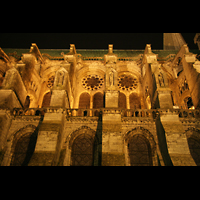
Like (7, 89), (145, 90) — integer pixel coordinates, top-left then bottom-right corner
(0, 43), (200, 166)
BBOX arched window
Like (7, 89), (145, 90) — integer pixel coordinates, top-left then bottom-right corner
(187, 137), (200, 166)
(71, 133), (94, 166)
(93, 92), (103, 117)
(129, 93), (141, 109)
(184, 97), (194, 109)
(93, 92), (104, 109)
(118, 92), (126, 109)
(42, 92), (52, 107)
(10, 131), (37, 166)
(79, 93), (90, 109)
(78, 93), (90, 116)
(128, 134), (152, 166)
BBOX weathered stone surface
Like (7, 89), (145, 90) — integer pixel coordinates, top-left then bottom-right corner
(1, 40), (200, 166)
(105, 91), (119, 108)
(102, 152), (125, 166)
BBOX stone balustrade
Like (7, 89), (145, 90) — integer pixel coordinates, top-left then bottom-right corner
(12, 108), (47, 116)
(178, 109), (200, 118)
(10, 108), (200, 119)
(65, 109), (102, 117)
(121, 109), (156, 118)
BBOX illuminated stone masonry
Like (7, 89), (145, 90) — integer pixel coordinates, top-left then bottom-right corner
(1, 34), (200, 166)
(118, 74), (138, 91)
(82, 75), (104, 91)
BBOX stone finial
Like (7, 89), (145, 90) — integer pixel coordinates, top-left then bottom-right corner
(108, 44), (113, 54)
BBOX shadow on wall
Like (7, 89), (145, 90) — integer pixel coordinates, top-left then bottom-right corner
(57, 112), (102, 166)
(155, 116), (173, 166)
(23, 116), (44, 166)
(95, 111), (102, 166)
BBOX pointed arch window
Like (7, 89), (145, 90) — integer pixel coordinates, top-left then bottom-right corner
(71, 133), (94, 166)
(10, 132), (37, 166)
(128, 134), (152, 166)
(187, 137), (200, 166)
(42, 92), (52, 107)
(129, 93), (141, 109)
(79, 93), (90, 109)
(93, 92), (104, 109)
(78, 92), (90, 116)
(118, 92), (126, 109)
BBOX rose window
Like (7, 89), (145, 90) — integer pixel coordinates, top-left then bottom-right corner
(47, 76), (55, 89)
(118, 75), (138, 91)
(82, 75), (104, 91)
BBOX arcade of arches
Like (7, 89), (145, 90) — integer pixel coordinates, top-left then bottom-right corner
(7, 125), (200, 166)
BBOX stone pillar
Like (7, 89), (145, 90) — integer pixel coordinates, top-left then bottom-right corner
(101, 45), (125, 166)
(50, 67), (70, 108)
(156, 111), (196, 166)
(105, 90), (119, 108)
(21, 53), (37, 90)
(104, 44), (119, 108)
(29, 67), (70, 166)
(28, 108), (64, 166)
(182, 53), (200, 108)
(50, 90), (69, 108)
(102, 109), (125, 166)
(153, 63), (173, 109)
(0, 67), (27, 109)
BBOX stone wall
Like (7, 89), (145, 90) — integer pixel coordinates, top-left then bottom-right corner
(0, 43), (200, 166)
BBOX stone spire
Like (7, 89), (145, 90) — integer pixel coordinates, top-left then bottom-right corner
(163, 33), (186, 50)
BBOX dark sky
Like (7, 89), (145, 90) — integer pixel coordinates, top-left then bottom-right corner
(0, 33), (198, 50)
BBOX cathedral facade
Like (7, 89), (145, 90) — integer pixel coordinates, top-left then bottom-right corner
(1, 34), (200, 166)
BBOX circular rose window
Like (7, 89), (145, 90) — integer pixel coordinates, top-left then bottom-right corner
(82, 75), (104, 91)
(47, 76), (55, 89)
(118, 75), (138, 91)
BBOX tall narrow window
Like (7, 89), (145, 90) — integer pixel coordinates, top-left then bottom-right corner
(93, 92), (104, 109)
(42, 92), (52, 107)
(93, 92), (103, 117)
(78, 93), (90, 116)
(118, 92), (126, 109)
(129, 93), (141, 109)
(71, 133), (94, 166)
(79, 93), (90, 109)
(128, 134), (152, 166)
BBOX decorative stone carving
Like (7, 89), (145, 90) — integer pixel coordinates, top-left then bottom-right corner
(47, 76), (55, 89)
(53, 68), (68, 89)
(118, 75), (138, 91)
(105, 68), (117, 90)
(158, 72), (165, 87)
(109, 70), (114, 87)
(82, 75), (104, 91)
(104, 44), (118, 64)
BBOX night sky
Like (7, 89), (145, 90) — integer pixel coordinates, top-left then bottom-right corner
(0, 33), (198, 50)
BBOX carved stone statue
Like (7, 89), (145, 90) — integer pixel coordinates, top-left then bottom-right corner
(158, 72), (165, 87)
(55, 71), (65, 86)
(109, 70), (114, 86)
